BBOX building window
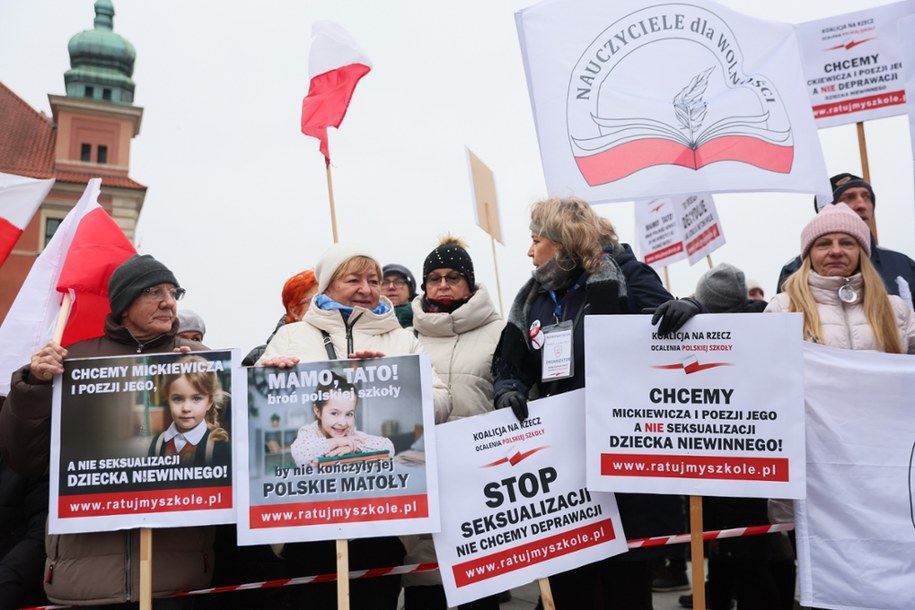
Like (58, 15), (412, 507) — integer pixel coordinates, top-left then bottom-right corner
(80, 143), (92, 162)
(102, 88), (111, 101)
(44, 217), (63, 247)
(85, 86), (94, 98)
(97, 145), (108, 164)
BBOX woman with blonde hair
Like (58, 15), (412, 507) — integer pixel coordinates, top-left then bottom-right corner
(766, 202), (915, 353)
(491, 196), (698, 610)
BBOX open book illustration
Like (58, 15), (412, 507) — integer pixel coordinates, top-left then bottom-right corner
(317, 448), (391, 468)
(571, 67), (794, 183)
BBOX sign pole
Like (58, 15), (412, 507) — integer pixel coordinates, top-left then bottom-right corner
(856, 121), (879, 242)
(140, 529), (153, 610)
(689, 496), (706, 610)
(483, 197), (506, 316)
(538, 578), (556, 610)
(336, 539), (350, 609)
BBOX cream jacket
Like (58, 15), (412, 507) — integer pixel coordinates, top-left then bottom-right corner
(258, 298), (452, 422)
(402, 286), (504, 587)
(766, 272), (915, 353)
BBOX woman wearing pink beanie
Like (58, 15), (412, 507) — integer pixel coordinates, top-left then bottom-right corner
(766, 202), (915, 353)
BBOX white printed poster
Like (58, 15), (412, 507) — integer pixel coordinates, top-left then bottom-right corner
(515, 0), (830, 202)
(797, 0), (915, 128)
(433, 390), (626, 607)
(236, 354), (440, 544)
(584, 314), (805, 499)
(635, 192), (725, 267)
(900, 14), (915, 185)
(49, 350), (239, 534)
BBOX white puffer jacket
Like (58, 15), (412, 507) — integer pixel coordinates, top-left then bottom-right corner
(259, 297), (452, 422)
(411, 285), (504, 422)
(402, 286), (503, 587)
(766, 271), (915, 353)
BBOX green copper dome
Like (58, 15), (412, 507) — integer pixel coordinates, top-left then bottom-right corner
(65, 0), (136, 104)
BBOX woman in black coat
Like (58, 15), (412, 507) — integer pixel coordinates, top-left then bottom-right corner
(492, 196), (699, 609)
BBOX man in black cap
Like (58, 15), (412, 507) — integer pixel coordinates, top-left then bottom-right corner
(776, 173), (915, 308)
(0, 254), (214, 606)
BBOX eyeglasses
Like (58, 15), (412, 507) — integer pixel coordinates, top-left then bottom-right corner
(140, 286), (186, 302)
(382, 278), (408, 288)
(426, 272), (464, 286)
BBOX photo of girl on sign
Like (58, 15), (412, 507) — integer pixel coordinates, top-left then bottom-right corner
(290, 374), (394, 468)
(148, 355), (230, 467)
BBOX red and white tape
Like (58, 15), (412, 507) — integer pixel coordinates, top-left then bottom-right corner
(24, 523), (795, 608)
(626, 522), (795, 549)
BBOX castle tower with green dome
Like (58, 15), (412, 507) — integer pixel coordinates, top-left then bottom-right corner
(65, 0), (136, 104)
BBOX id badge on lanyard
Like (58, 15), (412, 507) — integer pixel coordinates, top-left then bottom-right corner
(541, 320), (574, 381)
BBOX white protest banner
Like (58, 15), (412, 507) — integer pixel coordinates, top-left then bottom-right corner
(433, 389), (626, 607)
(635, 193), (725, 267)
(584, 314), (805, 499)
(516, 0), (830, 202)
(797, 0), (915, 128)
(901, 14), (915, 183)
(236, 354), (439, 544)
(795, 344), (915, 610)
(49, 350), (239, 534)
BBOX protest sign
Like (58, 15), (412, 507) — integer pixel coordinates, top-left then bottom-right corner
(584, 314), (805, 499)
(635, 192), (725, 267)
(236, 354), (439, 544)
(901, 14), (915, 183)
(797, 0), (914, 128)
(515, 0), (829, 202)
(49, 350), (239, 534)
(433, 390), (626, 607)
(796, 344), (915, 610)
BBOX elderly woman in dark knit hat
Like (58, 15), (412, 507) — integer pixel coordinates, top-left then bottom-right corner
(0, 254), (216, 607)
(401, 236), (503, 610)
(767, 202), (915, 353)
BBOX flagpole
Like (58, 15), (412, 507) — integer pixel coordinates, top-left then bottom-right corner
(52, 293), (72, 343)
(325, 160), (340, 244)
(856, 121), (878, 242)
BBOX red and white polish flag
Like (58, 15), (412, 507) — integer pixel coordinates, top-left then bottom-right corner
(301, 20), (372, 165)
(0, 171), (54, 267)
(0, 178), (135, 395)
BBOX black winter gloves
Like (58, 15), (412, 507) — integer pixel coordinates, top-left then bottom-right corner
(495, 390), (529, 422)
(650, 297), (702, 335)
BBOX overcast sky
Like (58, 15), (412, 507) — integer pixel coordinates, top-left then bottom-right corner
(1, 0), (912, 352)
